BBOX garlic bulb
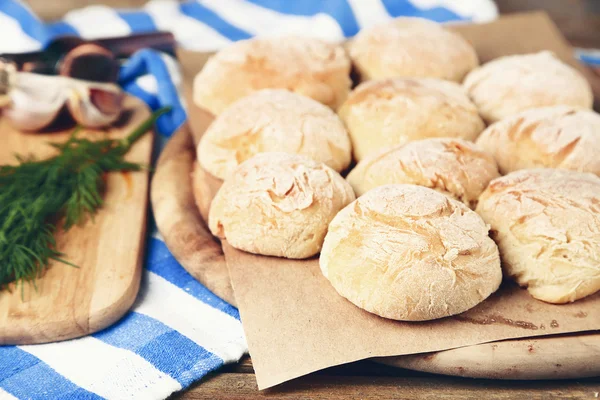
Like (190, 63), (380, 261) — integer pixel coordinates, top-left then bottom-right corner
(0, 60), (124, 131)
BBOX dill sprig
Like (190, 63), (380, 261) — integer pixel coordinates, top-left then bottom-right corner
(0, 107), (170, 292)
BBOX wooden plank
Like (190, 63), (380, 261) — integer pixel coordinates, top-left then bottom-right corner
(222, 356), (434, 378)
(0, 96), (152, 344)
(176, 372), (600, 400)
(496, 0), (600, 48)
(222, 356), (255, 374)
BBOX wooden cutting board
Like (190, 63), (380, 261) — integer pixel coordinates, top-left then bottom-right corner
(0, 95), (153, 345)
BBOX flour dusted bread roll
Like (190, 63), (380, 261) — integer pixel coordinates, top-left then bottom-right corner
(193, 36), (351, 115)
(347, 138), (499, 208)
(476, 169), (600, 303)
(320, 184), (502, 321)
(198, 89), (352, 180)
(476, 106), (600, 175)
(339, 78), (485, 161)
(209, 152), (355, 259)
(464, 51), (593, 123)
(349, 17), (478, 82)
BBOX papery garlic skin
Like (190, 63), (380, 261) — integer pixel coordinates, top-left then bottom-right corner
(66, 80), (124, 128)
(0, 65), (124, 131)
(2, 72), (67, 131)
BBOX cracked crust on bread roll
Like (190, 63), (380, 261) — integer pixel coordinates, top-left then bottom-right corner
(209, 152), (355, 259)
(197, 89), (352, 180)
(463, 51), (593, 123)
(193, 36), (351, 115)
(476, 106), (600, 176)
(338, 78), (485, 161)
(476, 169), (600, 303)
(346, 138), (500, 208)
(320, 184), (502, 321)
(349, 17), (478, 82)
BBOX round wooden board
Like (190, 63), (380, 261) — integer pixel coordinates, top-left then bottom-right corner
(151, 119), (235, 306)
(152, 117), (600, 380)
(379, 332), (600, 380)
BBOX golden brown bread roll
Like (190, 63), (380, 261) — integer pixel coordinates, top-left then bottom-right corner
(197, 89), (352, 180)
(346, 138), (500, 208)
(209, 152), (355, 259)
(320, 184), (502, 321)
(476, 169), (600, 303)
(193, 36), (351, 115)
(463, 51), (593, 123)
(476, 106), (600, 176)
(349, 17), (478, 82)
(338, 78), (485, 161)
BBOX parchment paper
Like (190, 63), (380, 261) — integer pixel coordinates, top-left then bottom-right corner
(225, 244), (600, 389)
(218, 12), (600, 389)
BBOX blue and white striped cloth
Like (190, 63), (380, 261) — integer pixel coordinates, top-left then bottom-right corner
(0, 0), (502, 136)
(0, 236), (247, 399)
(0, 1), (598, 399)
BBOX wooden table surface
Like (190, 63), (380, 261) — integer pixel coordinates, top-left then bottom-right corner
(173, 1), (600, 399)
(173, 356), (600, 400)
(25, 0), (600, 398)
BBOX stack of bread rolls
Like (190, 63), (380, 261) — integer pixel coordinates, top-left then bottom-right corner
(192, 17), (598, 321)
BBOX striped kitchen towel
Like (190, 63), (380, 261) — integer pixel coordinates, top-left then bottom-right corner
(0, 236), (247, 399)
(0, 1), (596, 399)
(0, 0), (501, 136)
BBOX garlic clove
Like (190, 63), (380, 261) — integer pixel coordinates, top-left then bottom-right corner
(66, 80), (124, 128)
(2, 72), (69, 131)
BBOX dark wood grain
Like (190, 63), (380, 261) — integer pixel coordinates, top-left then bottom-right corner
(496, 0), (600, 48)
(178, 372), (600, 400)
(220, 356), (432, 377)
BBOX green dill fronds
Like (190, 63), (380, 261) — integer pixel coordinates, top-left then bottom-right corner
(0, 107), (170, 292)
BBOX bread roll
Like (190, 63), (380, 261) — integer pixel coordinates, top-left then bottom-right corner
(347, 138), (499, 208)
(464, 51), (593, 123)
(193, 36), (351, 115)
(476, 169), (600, 303)
(321, 184), (502, 321)
(197, 89), (352, 180)
(339, 78), (485, 161)
(209, 152), (355, 259)
(349, 17), (478, 82)
(476, 106), (600, 175)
